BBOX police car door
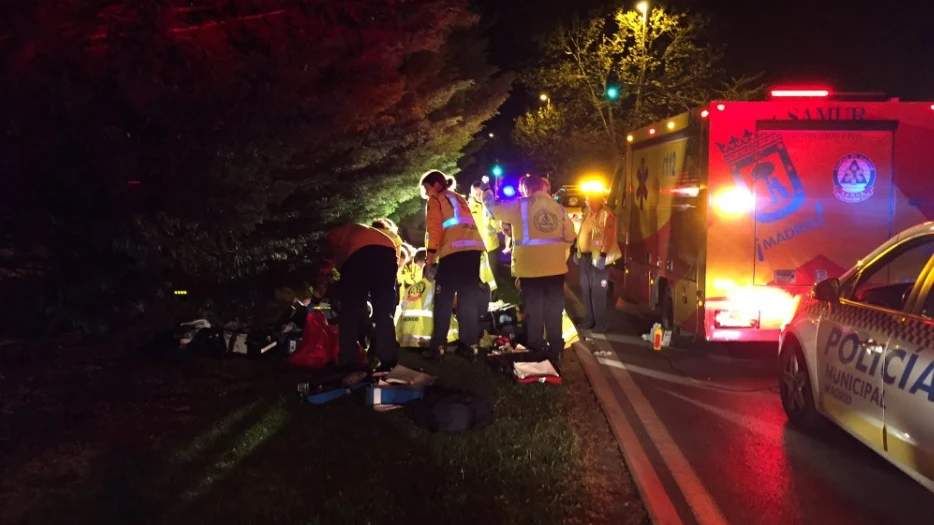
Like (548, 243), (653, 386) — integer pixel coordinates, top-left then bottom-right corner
(879, 235), (934, 489)
(818, 233), (934, 455)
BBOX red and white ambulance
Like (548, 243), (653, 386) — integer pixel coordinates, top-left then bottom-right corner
(609, 88), (934, 343)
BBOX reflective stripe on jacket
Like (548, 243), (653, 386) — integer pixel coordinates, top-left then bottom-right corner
(394, 279), (459, 347)
(491, 191), (576, 278)
(425, 190), (485, 262)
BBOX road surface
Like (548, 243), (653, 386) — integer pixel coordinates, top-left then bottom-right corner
(568, 291), (934, 525)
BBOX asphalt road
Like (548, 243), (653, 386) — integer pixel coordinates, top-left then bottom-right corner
(569, 291), (934, 525)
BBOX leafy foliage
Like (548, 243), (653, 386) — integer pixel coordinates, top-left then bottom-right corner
(0, 0), (511, 330)
(514, 5), (764, 177)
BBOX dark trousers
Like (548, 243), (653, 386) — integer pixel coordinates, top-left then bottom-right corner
(429, 250), (481, 349)
(519, 274), (566, 357)
(579, 253), (609, 328)
(338, 245), (398, 367)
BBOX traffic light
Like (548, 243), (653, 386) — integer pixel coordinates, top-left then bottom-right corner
(606, 86), (619, 100)
(491, 164), (503, 177)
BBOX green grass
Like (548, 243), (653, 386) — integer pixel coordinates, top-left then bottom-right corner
(1, 347), (588, 525)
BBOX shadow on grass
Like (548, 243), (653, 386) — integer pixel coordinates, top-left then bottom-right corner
(8, 351), (585, 525)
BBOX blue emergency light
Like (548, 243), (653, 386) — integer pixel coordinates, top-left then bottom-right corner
(502, 185), (516, 197)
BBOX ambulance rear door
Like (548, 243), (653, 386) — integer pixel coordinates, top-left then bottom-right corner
(748, 120), (897, 290)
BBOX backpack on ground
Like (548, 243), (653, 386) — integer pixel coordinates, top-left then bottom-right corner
(409, 386), (493, 434)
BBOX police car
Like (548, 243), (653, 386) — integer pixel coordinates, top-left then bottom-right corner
(779, 221), (934, 492)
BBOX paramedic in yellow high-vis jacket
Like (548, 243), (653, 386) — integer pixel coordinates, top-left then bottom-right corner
(468, 181), (499, 296)
(572, 191), (622, 333)
(491, 174), (576, 362)
(420, 170), (486, 359)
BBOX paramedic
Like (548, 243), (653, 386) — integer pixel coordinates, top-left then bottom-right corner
(372, 217), (404, 256)
(573, 191), (622, 333)
(323, 222), (399, 373)
(468, 181), (500, 307)
(491, 174), (575, 362)
(420, 170), (485, 359)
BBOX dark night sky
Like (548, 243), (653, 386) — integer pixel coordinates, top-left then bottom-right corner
(475, 0), (934, 122)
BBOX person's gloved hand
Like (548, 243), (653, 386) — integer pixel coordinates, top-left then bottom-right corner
(424, 263), (439, 282)
(595, 254), (607, 270)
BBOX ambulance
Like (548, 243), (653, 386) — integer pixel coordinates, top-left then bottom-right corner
(609, 88), (934, 343)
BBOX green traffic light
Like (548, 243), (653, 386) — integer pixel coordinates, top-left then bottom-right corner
(606, 86), (619, 100)
(492, 165), (503, 177)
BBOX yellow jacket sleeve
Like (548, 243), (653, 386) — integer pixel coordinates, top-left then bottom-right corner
(600, 212), (617, 256)
(562, 210), (577, 244)
(424, 196), (444, 261)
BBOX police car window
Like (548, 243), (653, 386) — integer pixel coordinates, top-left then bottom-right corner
(846, 236), (934, 312)
(924, 285), (934, 319)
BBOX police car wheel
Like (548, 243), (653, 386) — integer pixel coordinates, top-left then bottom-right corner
(779, 342), (821, 429)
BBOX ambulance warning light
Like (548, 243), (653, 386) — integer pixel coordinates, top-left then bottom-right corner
(770, 88), (830, 98)
(580, 180), (609, 194)
(712, 186), (754, 215)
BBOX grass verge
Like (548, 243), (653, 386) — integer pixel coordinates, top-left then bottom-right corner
(1, 333), (645, 525)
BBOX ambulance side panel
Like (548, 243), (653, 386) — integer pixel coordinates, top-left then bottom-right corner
(615, 112), (708, 336)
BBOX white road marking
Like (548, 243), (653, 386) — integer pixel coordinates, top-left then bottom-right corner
(657, 388), (780, 443)
(592, 336), (729, 525)
(596, 356), (773, 398)
(574, 344), (684, 525)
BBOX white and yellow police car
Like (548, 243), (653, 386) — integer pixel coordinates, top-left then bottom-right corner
(779, 221), (934, 492)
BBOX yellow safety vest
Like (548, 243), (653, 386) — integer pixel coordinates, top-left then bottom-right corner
(491, 192), (576, 278)
(468, 197), (501, 252)
(394, 279), (459, 347)
(578, 206), (622, 266)
(425, 190), (485, 262)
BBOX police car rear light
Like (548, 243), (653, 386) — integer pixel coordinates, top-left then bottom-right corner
(714, 309), (760, 329)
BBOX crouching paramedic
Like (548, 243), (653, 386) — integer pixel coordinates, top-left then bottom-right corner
(491, 174), (575, 362)
(420, 170), (485, 359)
(323, 222), (399, 372)
(573, 188), (622, 333)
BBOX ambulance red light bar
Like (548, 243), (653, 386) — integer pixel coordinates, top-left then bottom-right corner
(770, 88), (830, 98)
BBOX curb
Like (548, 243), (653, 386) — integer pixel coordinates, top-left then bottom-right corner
(573, 341), (682, 525)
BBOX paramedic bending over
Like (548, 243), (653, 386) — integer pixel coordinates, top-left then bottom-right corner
(420, 170), (486, 359)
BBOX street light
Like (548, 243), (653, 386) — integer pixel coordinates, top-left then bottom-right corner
(488, 132), (494, 138)
(636, 1), (648, 17)
(539, 93), (549, 102)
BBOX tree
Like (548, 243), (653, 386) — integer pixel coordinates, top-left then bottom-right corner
(0, 0), (511, 330)
(514, 5), (763, 178)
